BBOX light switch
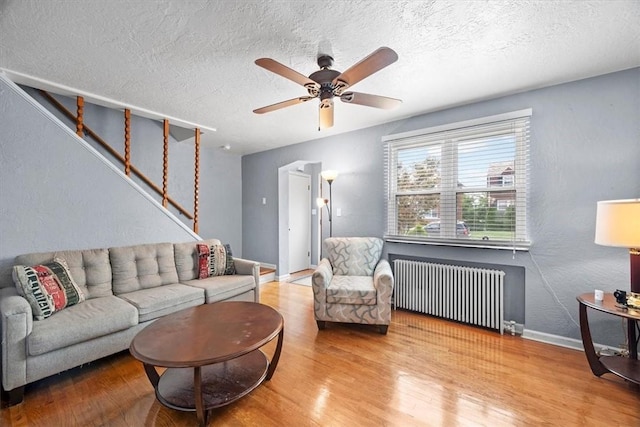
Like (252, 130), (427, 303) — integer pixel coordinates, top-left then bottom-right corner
(336, 208), (342, 217)
(262, 197), (266, 205)
(312, 209), (317, 215)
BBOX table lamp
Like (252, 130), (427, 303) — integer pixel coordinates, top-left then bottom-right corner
(595, 199), (640, 293)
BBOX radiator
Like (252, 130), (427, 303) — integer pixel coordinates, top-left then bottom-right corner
(393, 259), (506, 333)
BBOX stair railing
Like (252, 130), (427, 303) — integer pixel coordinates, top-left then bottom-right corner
(39, 90), (199, 232)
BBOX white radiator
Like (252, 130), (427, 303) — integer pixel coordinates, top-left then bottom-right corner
(393, 259), (506, 334)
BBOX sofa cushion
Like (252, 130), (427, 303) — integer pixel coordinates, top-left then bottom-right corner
(325, 237), (383, 276)
(197, 243), (236, 278)
(117, 284), (204, 322)
(110, 243), (179, 294)
(174, 239), (221, 281)
(182, 274), (255, 303)
(13, 258), (86, 320)
(27, 295), (138, 356)
(326, 276), (377, 305)
(15, 248), (112, 299)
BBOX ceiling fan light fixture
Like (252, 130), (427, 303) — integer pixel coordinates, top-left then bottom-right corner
(319, 100), (334, 130)
(320, 99), (333, 109)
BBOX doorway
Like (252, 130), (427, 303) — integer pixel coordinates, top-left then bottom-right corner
(277, 161), (321, 280)
(288, 171), (311, 273)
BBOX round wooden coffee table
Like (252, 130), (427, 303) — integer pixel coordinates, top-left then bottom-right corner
(129, 301), (284, 426)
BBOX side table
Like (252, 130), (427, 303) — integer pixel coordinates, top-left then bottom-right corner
(577, 292), (639, 385)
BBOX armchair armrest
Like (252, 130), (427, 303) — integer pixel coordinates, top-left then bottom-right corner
(312, 258), (333, 289)
(373, 259), (394, 293)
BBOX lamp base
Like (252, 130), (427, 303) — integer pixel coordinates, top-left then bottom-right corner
(631, 248), (640, 294)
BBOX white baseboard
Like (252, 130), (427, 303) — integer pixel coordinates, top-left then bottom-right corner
(522, 329), (585, 351)
(521, 329), (623, 354)
(275, 265), (315, 282)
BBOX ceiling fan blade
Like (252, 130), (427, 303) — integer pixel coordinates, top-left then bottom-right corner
(253, 96), (315, 114)
(319, 100), (334, 130)
(332, 47), (398, 93)
(340, 92), (402, 109)
(255, 58), (320, 92)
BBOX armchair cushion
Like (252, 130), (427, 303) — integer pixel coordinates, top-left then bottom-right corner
(326, 276), (376, 305)
(325, 237), (383, 276)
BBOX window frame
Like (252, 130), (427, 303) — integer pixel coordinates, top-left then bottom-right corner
(383, 109), (532, 250)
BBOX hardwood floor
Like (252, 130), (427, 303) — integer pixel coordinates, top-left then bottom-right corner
(2, 278), (639, 426)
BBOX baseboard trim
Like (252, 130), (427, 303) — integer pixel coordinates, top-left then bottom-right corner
(522, 329), (584, 351)
(276, 273), (291, 282)
(521, 329), (623, 354)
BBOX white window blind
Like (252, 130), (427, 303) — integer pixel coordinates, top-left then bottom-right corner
(383, 109), (531, 249)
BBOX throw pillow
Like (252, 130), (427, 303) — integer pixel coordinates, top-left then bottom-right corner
(12, 257), (86, 320)
(197, 243), (236, 279)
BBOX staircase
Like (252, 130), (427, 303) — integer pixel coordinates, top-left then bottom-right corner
(260, 266), (276, 284)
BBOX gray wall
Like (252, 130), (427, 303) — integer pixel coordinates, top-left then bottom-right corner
(242, 68), (640, 345)
(0, 75), (242, 287)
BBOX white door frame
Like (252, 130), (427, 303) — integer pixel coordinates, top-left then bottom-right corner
(288, 171), (311, 273)
(277, 161), (322, 280)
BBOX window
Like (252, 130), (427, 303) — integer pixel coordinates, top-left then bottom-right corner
(383, 110), (531, 249)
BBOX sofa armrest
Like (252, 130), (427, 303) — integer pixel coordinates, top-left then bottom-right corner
(0, 287), (32, 391)
(232, 258), (260, 301)
(312, 258), (333, 289)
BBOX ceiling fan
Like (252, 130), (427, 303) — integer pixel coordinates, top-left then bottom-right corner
(253, 47), (401, 130)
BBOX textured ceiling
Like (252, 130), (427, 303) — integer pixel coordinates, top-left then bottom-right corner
(1, 0), (639, 155)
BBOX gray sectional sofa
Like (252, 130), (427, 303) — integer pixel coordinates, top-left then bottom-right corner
(0, 239), (260, 405)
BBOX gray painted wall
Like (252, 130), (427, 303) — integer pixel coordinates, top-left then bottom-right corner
(242, 68), (640, 346)
(0, 75), (242, 287)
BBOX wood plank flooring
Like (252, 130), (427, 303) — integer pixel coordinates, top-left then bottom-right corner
(2, 278), (639, 426)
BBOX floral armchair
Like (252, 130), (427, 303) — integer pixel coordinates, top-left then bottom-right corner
(312, 237), (394, 334)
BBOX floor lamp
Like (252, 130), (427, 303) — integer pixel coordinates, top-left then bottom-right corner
(317, 170), (338, 237)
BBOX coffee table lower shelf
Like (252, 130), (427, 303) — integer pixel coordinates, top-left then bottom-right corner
(152, 350), (269, 412)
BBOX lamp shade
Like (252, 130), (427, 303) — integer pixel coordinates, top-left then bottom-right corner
(320, 170), (339, 182)
(594, 199), (640, 248)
